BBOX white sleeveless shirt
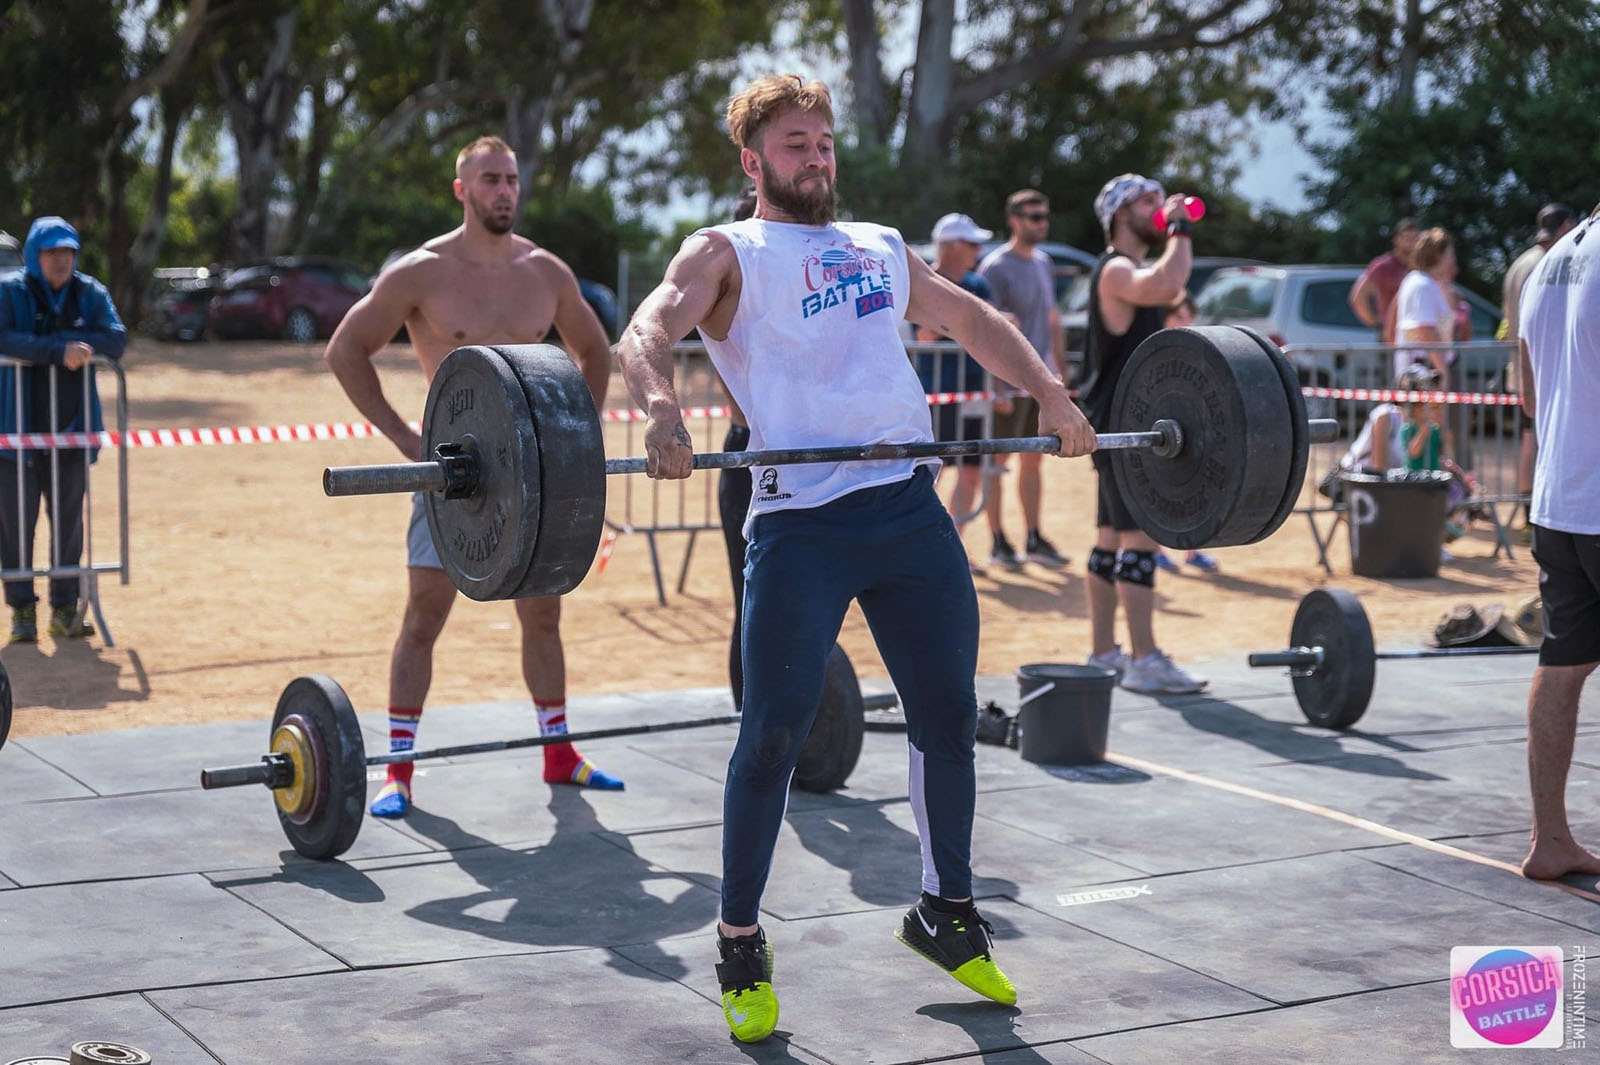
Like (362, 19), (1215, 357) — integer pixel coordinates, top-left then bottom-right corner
(695, 218), (937, 533)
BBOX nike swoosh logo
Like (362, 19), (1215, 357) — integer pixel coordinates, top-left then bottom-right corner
(729, 1005), (749, 1024)
(916, 908), (938, 938)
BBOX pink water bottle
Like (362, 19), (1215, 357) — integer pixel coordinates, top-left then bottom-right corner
(1152, 196), (1206, 230)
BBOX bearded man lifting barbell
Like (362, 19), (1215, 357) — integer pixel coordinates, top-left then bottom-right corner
(322, 135), (625, 819)
(615, 73), (1096, 1044)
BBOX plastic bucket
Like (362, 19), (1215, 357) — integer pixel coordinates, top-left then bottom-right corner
(1015, 664), (1117, 765)
(1341, 470), (1452, 579)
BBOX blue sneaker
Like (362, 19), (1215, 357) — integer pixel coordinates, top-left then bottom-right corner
(1154, 552), (1180, 574)
(1185, 551), (1220, 573)
(369, 780), (411, 818)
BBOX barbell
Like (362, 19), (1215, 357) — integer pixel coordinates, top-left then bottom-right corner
(201, 646), (868, 860)
(1247, 588), (1540, 729)
(0, 658), (12, 751)
(320, 325), (1337, 601)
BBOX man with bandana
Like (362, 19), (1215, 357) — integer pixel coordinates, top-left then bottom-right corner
(1079, 174), (1208, 695)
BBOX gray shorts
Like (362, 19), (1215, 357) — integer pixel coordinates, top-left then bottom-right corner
(407, 492), (443, 569)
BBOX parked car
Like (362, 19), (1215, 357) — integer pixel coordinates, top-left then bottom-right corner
(1192, 264), (1505, 398)
(141, 266), (220, 341)
(1057, 256), (1265, 384)
(910, 240), (1097, 302)
(0, 231), (20, 275)
(208, 256), (369, 341)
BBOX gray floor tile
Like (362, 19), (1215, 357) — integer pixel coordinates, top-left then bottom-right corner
(20, 719), (273, 795)
(938, 1042), (1111, 1064)
(0, 784), (429, 885)
(372, 745), (731, 852)
(0, 742), (94, 804)
(1044, 851), (1582, 1004)
(208, 815), (718, 971)
(150, 948), (827, 1064)
(1215, 741), (1600, 839)
(1352, 835), (1600, 933)
(0, 875), (342, 1008)
(615, 798), (1143, 921)
(1076, 980), (1575, 1063)
(615, 900), (1266, 1063)
(0, 994), (216, 1064)
(979, 770), (1377, 875)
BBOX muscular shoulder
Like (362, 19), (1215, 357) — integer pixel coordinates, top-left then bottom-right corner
(520, 245), (582, 287)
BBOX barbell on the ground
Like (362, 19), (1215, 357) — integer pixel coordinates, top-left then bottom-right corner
(0, 658), (12, 751)
(320, 326), (1336, 602)
(200, 646), (867, 861)
(1247, 588), (1540, 729)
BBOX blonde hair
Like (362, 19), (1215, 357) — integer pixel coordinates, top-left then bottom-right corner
(455, 135), (514, 177)
(725, 75), (834, 151)
(1412, 227), (1454, 271)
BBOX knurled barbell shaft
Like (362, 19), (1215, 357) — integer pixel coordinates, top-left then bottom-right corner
(1250, 642), (1540, 670)
(200, 713), (743, 790)
(323, 418), (1341, 498)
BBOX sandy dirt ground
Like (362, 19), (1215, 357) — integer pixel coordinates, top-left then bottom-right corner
(3, 339), (1540, 740)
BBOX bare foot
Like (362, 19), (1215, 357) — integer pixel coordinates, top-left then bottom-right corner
(1522, 838), (1600, 880)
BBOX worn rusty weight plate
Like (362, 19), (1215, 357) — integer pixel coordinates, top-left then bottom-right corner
(1108, 326), (1294, 549)
(1290, 588), (1375, 730)
(0, 656), (10, 750)
(272, 675), (366, 860)
(792, 644), (865, 793)
(423, 346), (542, 601)
(494, 344), (607, 598)
(1235, 325), (1312, 545)
(68, 1045), (152, 1065)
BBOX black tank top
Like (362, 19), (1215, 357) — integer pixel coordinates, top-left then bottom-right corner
(1081, 250), (1166, 431)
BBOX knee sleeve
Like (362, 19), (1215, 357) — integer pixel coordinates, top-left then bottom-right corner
(1114, 549), (1156, 587)
(1087, 546), (1118, 585)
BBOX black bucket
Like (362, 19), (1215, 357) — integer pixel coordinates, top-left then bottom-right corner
(1015, 664), (1117, 766)
(1340, 469), (1452, 579)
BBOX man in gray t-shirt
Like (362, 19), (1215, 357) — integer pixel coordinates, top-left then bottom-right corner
(977, 188), (1067, 571)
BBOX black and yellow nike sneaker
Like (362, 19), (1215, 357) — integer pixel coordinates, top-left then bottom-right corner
(895, 894), (1017, 1006)
(716, 927), (778, 1042)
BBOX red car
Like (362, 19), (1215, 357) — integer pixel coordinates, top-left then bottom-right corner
(208, 257), (369, 341)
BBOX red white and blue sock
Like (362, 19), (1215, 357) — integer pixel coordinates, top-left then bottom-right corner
(537, 698), (624, 790)
(370, 707), (421, 817)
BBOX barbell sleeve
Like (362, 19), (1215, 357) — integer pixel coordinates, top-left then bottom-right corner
(1248, 648), (1324, 669)
(325, 418), (1340, 497)
(200, 755), (290, 790)
(324, 461), (448, 497)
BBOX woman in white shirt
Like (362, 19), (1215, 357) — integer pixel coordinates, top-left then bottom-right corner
(1393, 228), (1471, 469)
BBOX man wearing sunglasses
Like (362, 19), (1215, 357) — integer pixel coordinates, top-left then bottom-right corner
(977, 189), (1070, 572)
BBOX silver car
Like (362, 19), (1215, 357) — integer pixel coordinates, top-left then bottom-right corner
(1193, 264), (1506, 398)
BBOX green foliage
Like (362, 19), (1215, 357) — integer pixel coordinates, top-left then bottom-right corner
(1307, 0), (1600, 293)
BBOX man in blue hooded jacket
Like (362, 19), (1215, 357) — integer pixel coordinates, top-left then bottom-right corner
(0, 217), (126, 641)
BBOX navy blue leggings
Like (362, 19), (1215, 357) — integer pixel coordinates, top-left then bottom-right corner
(721, 468), (980, 926)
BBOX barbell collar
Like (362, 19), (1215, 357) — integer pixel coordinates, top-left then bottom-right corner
(1248, 647), (1324, 669)
(200, 753), (294, 790)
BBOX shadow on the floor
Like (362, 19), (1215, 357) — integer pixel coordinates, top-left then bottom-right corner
(401, 790), (710, 982)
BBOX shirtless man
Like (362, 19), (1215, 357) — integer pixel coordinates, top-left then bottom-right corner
(324, 135), (622, 819)
(616, 74), (1094, 1043)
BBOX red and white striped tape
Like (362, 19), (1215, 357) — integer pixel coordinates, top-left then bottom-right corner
(1304, 387), (1522, 406)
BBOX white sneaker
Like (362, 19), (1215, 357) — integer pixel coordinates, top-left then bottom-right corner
(1087, 645), (1130, 679)
(1121, 649), (1208, 695)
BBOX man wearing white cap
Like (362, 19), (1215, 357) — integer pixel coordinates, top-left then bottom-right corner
(915, 213), (999, 560)
(1079, 173), (1207, 695)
